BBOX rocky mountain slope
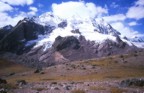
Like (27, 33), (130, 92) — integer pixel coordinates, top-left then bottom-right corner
(0, 12), (143, 67)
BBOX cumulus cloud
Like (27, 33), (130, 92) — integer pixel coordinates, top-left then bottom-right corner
(0, 1), (21, 27)
(52, 1), (108, 19)
(126, 6), (144, 20)
(103, 14), (126, 23)
(101, 0), (144, 38)
(103, 14), (143, 38)
(0, 12), (26, 27)
(126, 0), (144, 20)
(29, 6), (37, 12)
(111, 22), (143, 37)
(0, 3), (37, 27)
(0, 0), (34, 6)
(0, 7), (39, 27)
(28, 6), (38, 16)
(0, 1), (13, 12)
(135, 0), (144, 6)
(0, 0), (37, 27)
(128, 21), (138, 26)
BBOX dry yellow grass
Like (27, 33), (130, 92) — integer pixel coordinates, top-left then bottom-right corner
(1, 52), (144, 84)
(110, 87), (127, 93)
(0, 83), (18, 90)
(32, 87), (48, 91)
(0, 59), (33, 76)
(89, 86), (106, 90)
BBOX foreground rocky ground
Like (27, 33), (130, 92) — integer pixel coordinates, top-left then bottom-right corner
(0, 50), (144, 93)
(5, 79), (144, 93)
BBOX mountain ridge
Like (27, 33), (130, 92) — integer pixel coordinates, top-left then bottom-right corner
(0, 12), (143, 67)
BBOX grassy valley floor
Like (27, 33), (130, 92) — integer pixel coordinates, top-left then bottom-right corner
(0, 51), (144, 93)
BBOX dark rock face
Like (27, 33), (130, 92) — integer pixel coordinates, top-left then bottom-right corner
(0, 17), (139, 68)
(0, 34), (137, 68)
(51, 35), (134, 62)
(96, 38), (129, 57)
(58, 21), (67, 28)
(53, 36), (80, 51)
(107, 24), (121, 36)
(120, 78), (144, 87)
(0, 25), (13, 40)
(71, 29), (81, 34)
(45, 25), (55, 34)
(0, 34), (138, 68)
(95, 23), (121, 36)
(0, 19), (47, 54)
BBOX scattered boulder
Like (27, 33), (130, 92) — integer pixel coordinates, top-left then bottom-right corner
(0, 78), (7, 84)
(120, 78), (144, 87)
(16, 80), (27, 86)
(34, 69), (42, 73)
(65, 85), (72, 90)
(0, 88), (7, 93)
(40, 72), (45, 74)
(51, 82), (57, 85)
(9, 72), (15, 76)
(54, 87), (59, 90)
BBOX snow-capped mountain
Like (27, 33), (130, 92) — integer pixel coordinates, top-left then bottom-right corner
(128, 36), (144, 48)
(25, 12), (135, 50)
(0, 12), (143, 67)
(129, 36), (144, 42)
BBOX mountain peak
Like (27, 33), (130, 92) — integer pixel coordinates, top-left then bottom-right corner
(12, 13), (134, 51)
(0, 12), (144, 55)
(0, 13), (143, 67)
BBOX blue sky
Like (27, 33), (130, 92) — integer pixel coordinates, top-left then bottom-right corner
(0, 0), (144, 38)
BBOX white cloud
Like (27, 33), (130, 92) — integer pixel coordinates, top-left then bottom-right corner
(52, 1), (108, 19)
(0, 4), (39, 28)
(28, 6), (38, 16)
(0, 1), (13, 12)
(0, 12), (26, 27)
(128, 21), (138, 26)
(0, 0), (34, 6)
(126, 6), (144, 20)
(135, 0), (144, 6)
(101, 13), (142, 38)
(103, 14), (126, 23)
(0, 13), (10, 26)
(111, 22), (143, 37)
(29, 6), (37, 12)
(126, 0), (144, 20)
(103, 0), (143, 38)
(0, 5), (39, 27)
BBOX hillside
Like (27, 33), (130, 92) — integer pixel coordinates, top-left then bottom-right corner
(0, 50), (144, 93)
